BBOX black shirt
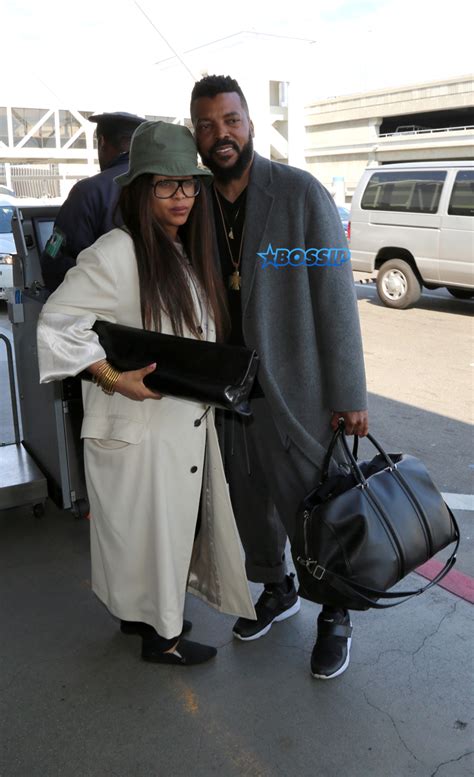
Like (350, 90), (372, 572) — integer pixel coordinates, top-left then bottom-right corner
(212, 186), (264, 398)
(212, 186), (247, 347)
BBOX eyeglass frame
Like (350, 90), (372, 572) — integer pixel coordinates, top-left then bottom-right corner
(150, 177), (201, 199)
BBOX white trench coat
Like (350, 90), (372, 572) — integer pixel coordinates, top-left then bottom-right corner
(37, 228), (255, 638)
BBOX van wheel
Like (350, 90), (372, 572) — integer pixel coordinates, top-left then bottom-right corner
(376, 259), (422, 309)
(448, 288), (474, 300)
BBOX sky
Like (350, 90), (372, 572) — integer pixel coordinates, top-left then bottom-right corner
(1, 0), (473, 114)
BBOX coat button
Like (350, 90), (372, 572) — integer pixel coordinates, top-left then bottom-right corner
(190, 466), (198, 473)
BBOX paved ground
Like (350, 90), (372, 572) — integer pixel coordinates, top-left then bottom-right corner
(0, 285), (473, 777)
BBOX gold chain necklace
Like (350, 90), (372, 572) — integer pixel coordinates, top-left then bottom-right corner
(214, 186), (245, 291)
(222, 206), (241, 239)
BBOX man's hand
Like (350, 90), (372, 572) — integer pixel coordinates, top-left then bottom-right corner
(114, 363), (163, 401)
(331, 410), (369, 436)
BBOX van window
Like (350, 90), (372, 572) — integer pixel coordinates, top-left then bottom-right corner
(0, 205), (13, 233)
(447, 170), (474, 217)
(361, 171), (446, 214)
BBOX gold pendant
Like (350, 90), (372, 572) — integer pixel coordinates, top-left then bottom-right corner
(229, 270), (241, 290)
(228, 227), (234, 240)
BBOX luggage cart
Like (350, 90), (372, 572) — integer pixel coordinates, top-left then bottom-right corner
(9, 287), (90, 518)
(5, 205), (89, 518)
(0, 332), (47, 515)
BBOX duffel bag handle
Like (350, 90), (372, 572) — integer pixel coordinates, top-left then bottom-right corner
(322, 420), (399, 486)
(322, 421), (359, 481)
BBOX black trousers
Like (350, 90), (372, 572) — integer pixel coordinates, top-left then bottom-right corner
(220, 398), (322, 585)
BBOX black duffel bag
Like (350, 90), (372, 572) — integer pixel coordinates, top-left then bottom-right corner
(293, 422), (460, 610)
(90, 320), (259, 417)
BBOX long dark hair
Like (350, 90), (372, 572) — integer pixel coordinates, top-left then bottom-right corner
(117, 174), (228, 341)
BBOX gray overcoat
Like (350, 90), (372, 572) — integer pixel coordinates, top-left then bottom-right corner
(238, 152), (367, 467)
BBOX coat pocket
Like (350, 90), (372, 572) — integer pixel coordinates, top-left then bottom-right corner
(81, 413), (146, 444)
(89, 438), (131, 450)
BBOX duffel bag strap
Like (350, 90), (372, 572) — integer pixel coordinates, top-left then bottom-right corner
(298, 512), (460, 609)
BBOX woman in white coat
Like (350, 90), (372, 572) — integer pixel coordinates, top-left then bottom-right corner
(37, 121), (255, 666)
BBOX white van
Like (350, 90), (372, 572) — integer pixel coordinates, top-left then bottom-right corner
(349, 161), (474, 308)
(0, 196), (60, 299)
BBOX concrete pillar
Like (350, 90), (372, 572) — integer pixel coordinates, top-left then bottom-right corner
(4, 162), (12, 191)
(85, 126), (97, 176)
(287, 78), (306, 169)
(368, 116), (382, 139)
(245, 78), (272, 159)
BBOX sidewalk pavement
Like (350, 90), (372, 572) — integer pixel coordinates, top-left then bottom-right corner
(1, 499), (473, 777)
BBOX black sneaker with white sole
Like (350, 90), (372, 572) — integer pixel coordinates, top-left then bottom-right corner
(233, 573), (300, 641)
(311, 607), (353, 680)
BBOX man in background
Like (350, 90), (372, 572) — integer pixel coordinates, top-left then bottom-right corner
(40, 111), (145, 292)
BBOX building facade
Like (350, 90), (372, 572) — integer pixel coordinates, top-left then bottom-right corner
(0, 32), (315, 200)
(305, 74), (474, 204)
(2, 72), (473, 203)
(0, 107), (176, 199)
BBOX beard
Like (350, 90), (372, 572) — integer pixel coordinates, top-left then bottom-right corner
(200, 133), (254, 182)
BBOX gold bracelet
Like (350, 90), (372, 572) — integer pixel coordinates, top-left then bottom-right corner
(92, 360), (109, 384)
(92, 361), (116, 383)
(92, 361), (122, 395)
(100, 369), (121, 395)
(100, 366), (122, 395)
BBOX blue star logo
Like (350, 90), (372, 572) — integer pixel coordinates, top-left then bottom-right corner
(257, 243), (277, 268)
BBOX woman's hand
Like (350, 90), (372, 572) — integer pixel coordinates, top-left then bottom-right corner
(114, 363), (162, 401)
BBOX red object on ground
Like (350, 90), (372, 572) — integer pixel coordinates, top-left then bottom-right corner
(416, 559), (474, 604)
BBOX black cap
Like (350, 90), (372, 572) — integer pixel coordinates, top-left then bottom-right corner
(88, 111), (146, 136)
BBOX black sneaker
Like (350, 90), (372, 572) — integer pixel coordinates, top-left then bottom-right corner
(311, 608), (353, 680)
(233, 573), (300, 641)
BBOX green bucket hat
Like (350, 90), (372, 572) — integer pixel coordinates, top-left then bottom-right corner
(114, 120), (212, 186)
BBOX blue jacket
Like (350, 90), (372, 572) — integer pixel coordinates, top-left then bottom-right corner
(40, 153), (128, 292)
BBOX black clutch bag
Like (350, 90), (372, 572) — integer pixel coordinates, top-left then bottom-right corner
(90, 320), (259, 416)
(293, 422), (459, 610)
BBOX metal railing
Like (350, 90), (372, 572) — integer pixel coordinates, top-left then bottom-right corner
(9, 165), (61, 199)
(379, 125), (474, 138)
